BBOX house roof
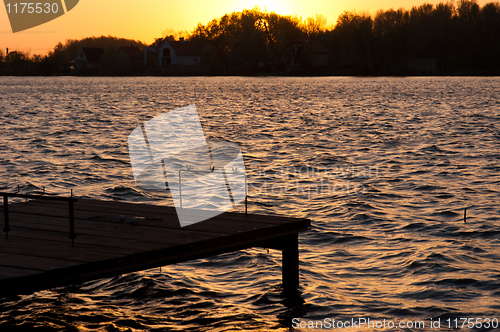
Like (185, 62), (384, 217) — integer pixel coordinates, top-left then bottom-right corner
(285, 39), (330, 54)
(145, 46), (159, 54)
(168, 40), (200, 55)
(119, 46), (143, 58)
(147, 39), (201, 56)
(80, 47), (105, 63)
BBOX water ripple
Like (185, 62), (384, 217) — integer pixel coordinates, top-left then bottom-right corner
(0, 76), (499, 331)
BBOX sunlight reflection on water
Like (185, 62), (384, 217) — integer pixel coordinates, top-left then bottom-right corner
(0, 76), (500, 331)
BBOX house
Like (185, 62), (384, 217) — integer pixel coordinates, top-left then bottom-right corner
(144, 37), (201, 68)
(407, 58), (437, 74)
(2, 49), (31, 73)
(282, 39), (330, 69)
(118, 45), (143, 71)
(5, 50), (19, 62)
(74, 47), (104, 70)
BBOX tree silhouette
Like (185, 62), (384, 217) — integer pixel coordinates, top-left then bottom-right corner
(191, 7), (303, 73)
(2, 1), (500, 75)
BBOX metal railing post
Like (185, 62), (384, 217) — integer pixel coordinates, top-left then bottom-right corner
(178, 170), (182, 208)
(0, 192), (77, 245)
(3, 195), (10, 239)
(69, 200), (76, 247)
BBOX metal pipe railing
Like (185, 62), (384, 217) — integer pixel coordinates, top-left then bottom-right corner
(0, 192), (78, 246)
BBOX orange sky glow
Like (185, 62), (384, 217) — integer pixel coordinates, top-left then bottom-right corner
(0, 0), (493, 56)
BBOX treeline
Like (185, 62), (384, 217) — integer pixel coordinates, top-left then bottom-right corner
(190, 8), (307, 73)
(1, 0), (500, 75)
(326, 0), (500, 74)
(191, 0), (500, 74)
(0, 36), (144, 75)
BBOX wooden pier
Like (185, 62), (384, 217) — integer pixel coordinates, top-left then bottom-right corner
(0, 195), (310, 297)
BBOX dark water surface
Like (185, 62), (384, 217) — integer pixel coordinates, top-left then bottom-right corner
(0, 77), (500, 331)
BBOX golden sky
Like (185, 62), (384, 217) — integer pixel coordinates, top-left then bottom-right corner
(0, 0), (492, 56)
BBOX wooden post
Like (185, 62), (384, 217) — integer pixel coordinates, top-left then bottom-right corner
(282, 233), (299, 293)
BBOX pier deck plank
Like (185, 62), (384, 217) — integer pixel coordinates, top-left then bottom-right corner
(0, 199), (310, 297)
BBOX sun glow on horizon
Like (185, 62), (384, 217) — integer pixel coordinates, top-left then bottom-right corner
(234, 0), (295, 16)
(0, 0), (494, 56)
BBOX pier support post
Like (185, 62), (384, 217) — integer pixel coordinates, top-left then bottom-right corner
(282, 233), (299, 293)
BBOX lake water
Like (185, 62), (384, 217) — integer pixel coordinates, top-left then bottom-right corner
(0, 76), (499, 331)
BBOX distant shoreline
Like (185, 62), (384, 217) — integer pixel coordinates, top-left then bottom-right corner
(2, 72), (500, 78)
